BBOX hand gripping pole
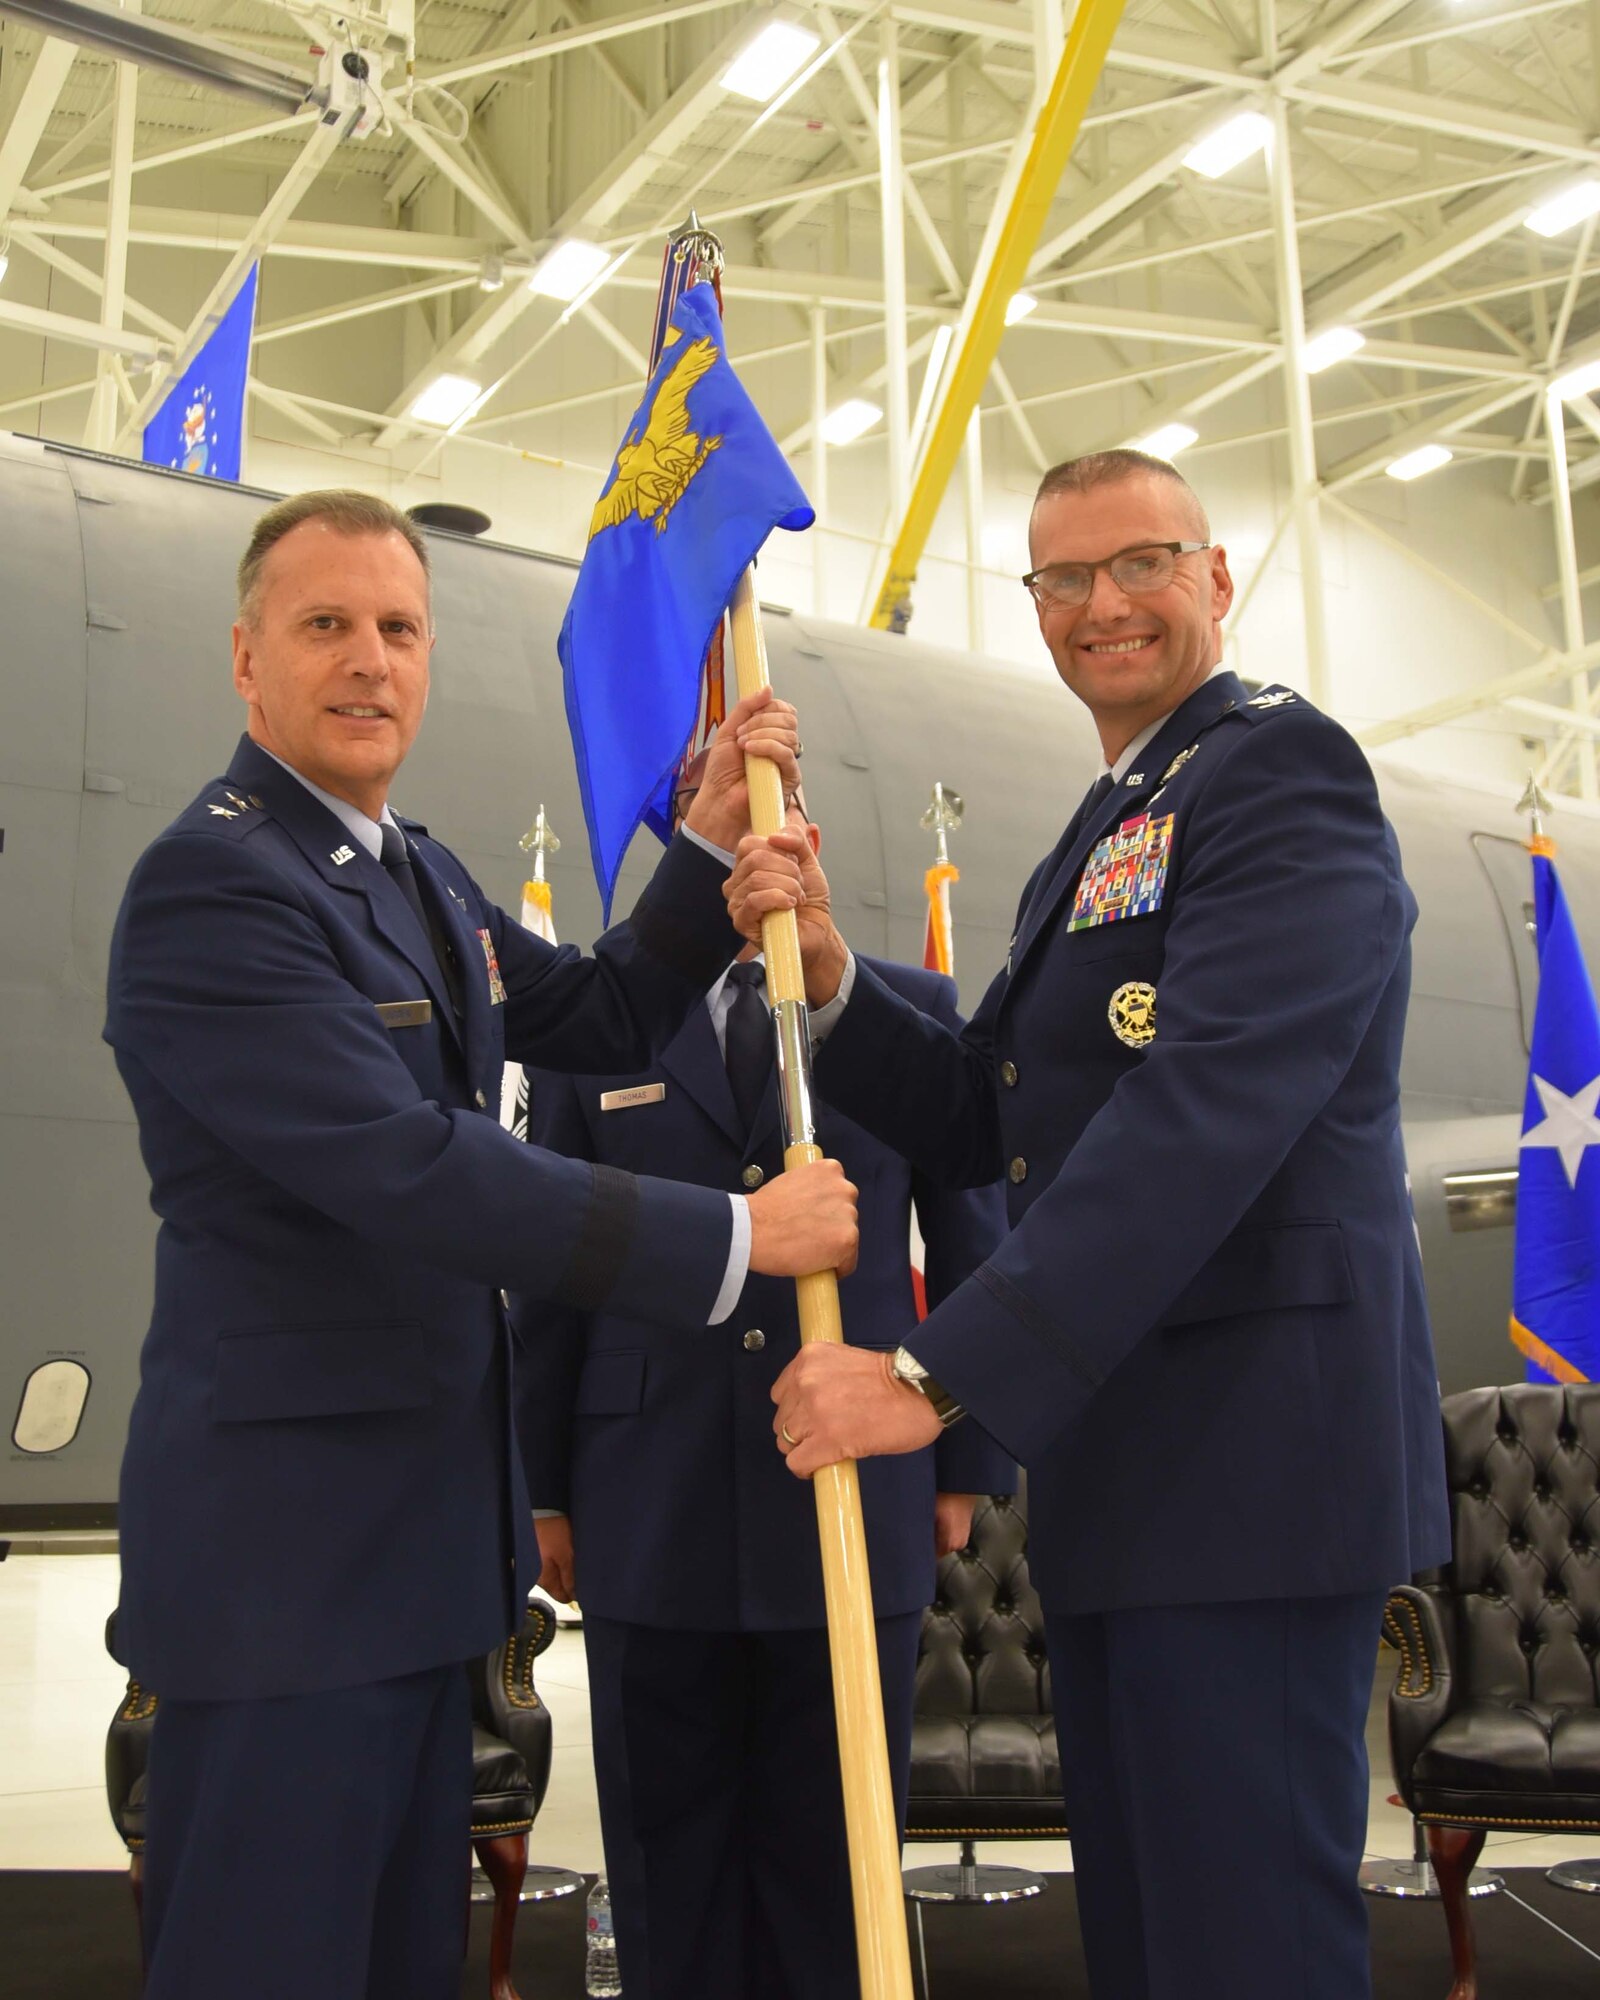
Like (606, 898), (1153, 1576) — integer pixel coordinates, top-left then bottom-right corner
(726, 565), (915, 2000)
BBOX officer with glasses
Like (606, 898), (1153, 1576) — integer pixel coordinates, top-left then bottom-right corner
(727, 447), (1450, 2000)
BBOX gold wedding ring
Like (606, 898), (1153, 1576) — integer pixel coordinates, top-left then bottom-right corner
(781, 1423), (798, 1445)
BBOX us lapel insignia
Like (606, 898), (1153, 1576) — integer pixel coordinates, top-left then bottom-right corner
(1108, 981), (1157, 1049)
(1068, 812), (1175, 932)
(1249, 689), (1295, 709)
(1161, 745), (1198, 783)
(330, 844), (356, 865)
(1124, 772), (1145, 788)
(476, 927), (507, 1005)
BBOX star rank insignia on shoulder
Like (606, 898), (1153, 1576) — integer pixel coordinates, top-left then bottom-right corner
(1249, 689), (1296, 709)
(207, 803), (238, 819)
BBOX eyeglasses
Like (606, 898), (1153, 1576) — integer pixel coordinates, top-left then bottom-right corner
(1021, 541), (1211, 610)
(672, 783), (803, 824)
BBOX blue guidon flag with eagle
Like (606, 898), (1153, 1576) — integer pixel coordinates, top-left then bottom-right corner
(142, 263), (258, 484)
(1511, 832), (1600, 1383)
(560, 280), (813, 921)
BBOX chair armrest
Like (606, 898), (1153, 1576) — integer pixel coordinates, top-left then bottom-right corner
(481, 1599), (559, 1813)
(1384, 1584), (1455, 1813)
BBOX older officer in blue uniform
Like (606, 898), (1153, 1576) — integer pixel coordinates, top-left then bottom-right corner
(102, 490), (857, 2000)
(510, 780), (1011, 2000)
(732, 450), (1451, 2000)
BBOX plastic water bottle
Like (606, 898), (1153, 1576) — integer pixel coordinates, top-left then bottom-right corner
(585, 1875), (621, 1997)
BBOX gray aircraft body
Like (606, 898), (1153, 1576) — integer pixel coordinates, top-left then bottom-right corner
(2, 433), (1591, 1528)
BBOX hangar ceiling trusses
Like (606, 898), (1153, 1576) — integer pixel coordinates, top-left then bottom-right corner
(2, 0), (1600, 791)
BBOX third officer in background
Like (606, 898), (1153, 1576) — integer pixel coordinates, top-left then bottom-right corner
(510, 774), (1012, 2000)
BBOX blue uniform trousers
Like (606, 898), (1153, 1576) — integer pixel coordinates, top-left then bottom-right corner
(583, 1611), (923, 2000)
(142, 1662), (471, 2000)
(1046, 1592), (1386, 2000)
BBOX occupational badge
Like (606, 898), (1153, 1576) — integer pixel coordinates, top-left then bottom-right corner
(1108, 981), (1157, 1049)
(476, 927), (507, 1005)
(1161, 745), (1198, 783)
(1068, 813), (1174, 931)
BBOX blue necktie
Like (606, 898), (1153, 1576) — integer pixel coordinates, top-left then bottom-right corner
(379, 821), (463, 1015)
(723, 961), (771, 1136)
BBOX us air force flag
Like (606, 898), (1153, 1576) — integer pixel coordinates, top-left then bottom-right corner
(142, 264), (259, 483)
(559, 281), (813, 921)
(1512, 838), (1600, 1383)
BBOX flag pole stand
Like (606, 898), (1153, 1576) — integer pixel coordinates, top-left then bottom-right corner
(727, 564), (915, 2000)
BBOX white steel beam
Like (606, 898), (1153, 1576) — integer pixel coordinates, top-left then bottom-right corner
(115, 108), (358, 450)
(1266, 95), (1327, 705)
(253, 275), (479, 345)
(84, 19), (137, 453)
(31, 110), (317, 200)
(1323, 378), (1539, 490)
(1357, 639), (1600, 748)
(1310, 173), (1572, 327)
(1544, 388), (1598, 798)
(0, 294), (164, 358)
(420, 0), (743, 91)
(0, 33), (77, 217)
(1287, 76), (1598, 162)
(8, 224), (178, 339)
(880, 19), (910, 525)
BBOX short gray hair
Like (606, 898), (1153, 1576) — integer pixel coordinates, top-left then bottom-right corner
(1032, 449), (1209, 542)
(237, 490), (432, 623)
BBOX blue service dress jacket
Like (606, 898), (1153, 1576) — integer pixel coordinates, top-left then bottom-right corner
(812, 672), (1452, 1614)
(103, 736), (749, 1702)
(510, 957), (1013, 1629)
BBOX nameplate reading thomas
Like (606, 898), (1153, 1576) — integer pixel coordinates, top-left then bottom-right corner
(600, 1083), (667, 1112)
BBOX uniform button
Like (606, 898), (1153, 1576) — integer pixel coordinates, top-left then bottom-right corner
(1008, 1157), (1028, 1184)
(248, 795), (263, 808)
(743, 1329), (766, 1352)
(475, 1089), (487, 1109)
(742, 1163), (765, 1190)
(1000, 1061), (1019, 1088)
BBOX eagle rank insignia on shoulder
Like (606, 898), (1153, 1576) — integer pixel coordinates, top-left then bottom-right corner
(1109, 982), (1157, 1049)
(1249, 689), (1295, 709)
(1069, 812), (1175, 931)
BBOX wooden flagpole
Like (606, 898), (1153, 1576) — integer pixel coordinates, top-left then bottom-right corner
(726, 566), (915, 2000)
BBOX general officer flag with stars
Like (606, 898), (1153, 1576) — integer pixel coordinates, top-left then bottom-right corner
(1511, 835), (1600, 1384)
(560, 280), (813, 921)
(142, 263), (258, 484)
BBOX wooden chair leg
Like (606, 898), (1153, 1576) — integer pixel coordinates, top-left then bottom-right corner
(472, 1832), (528, 2000)
(1426, 1822), (1487, 2000)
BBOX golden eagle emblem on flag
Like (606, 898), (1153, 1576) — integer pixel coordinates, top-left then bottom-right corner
(588, 333), (724, 541)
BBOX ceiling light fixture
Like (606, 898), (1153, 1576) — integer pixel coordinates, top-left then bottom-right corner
(1386, 443), (1453, 481)
(1302, 326), (1365, 374)
(820, 398), (883, 445)
(1182, 112), (1272, 181)
(409, 374), (484, 427)
(1005, 292), (1039, 325)
(527, 238), (610, 302)
(722, 21), (821, 103)
(1135, 422), (1198, 458)
(1527, 181), (1600, 238)
(1551, 358), (1600, 401)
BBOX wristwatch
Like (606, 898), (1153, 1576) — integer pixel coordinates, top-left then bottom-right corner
(890, 1346), (965, 1428)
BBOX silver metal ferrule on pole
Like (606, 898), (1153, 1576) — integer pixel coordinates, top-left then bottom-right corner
(1517, 775), (1554, 841)
(920, 781), (964, 867)
(771, 997), (819, 1151)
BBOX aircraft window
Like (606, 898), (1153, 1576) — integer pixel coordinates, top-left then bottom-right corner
(11, 1359), (91, 1455)
(1469, 833), (1539, 1054)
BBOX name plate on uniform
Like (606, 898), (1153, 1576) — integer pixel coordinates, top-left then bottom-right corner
(375, 998), (433, 1029)
(600, 1083), (667, 1112)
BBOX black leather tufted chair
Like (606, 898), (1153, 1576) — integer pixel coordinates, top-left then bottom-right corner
(104, 1597), (560, 2000)
(904, 1484), (1066, 1924)
(1386, 1384), (1600, 1999)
